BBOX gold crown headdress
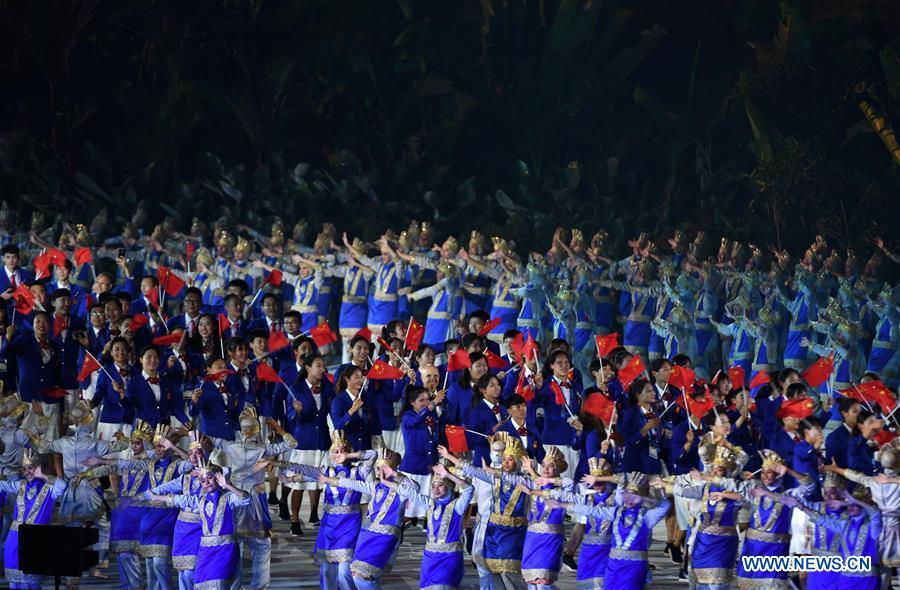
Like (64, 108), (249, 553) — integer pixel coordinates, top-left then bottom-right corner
(591, 229), (609, 251)
(22, 448), (40, 468)
(469, 231), (486, 253)
(437, 260), (458, 279)
(131, 419), (155, 442)
(711, 445), (737, 472)
(321, 223), (336, 239)
(292, 219), (309, 241)
(239, 407), (260, 436)
(501, 437), (527, 461)
(542, 446), (568, 472)
(625, 472), (649, 495)
(375, 448), (402, 470)
(234, 237), (252, 255)
(329, 430), (354, 454)
(350, 238), (367, 257)
(153, 423), (175, 444)
(588, 457), (613, 477)
(442, 236), (459, 253)
(0, 393), (26, 419)
(570, 228), (585, 247)
(406, 220), (421, 243)
(852, 485), (872, 504)
(314, 232), (330, 251)
(823, 472), (846, 490)
(188, 430), (207, 451)
(194, 247), (214, 268)
(197, 457), (222, 477)
(398, 230), (415, 251)
(217, 230), (237, 249)
(492, 236), (507, 252)
(75, 224), (92, 247)
(419, 221), (433, 240)
(383, 229), (399, 243)
(190, 217), (207, 236)
(759, 449), (785, 472)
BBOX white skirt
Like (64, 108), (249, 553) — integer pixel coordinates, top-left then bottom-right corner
(789, 507), (812, 554)
(284, 449), (326, 491)
(383, 429), (405, 457)
(97, 422), (133, 459)
(400, 472), (431, 517)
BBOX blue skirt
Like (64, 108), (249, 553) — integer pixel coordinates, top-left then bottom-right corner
(838, 574), (879, 590)
(339, 301), (367, 331)
(194, 541), (240, 588)
(314, 511), (362, 563)
(595, 302), (614, 333)
(807, 569), (839, 590)
(138, 506), (179, 558)
(368, 298), (398, 328)
(577, 540), (610, 585)
(110, 499), (142, 553)
(521, 531), (564, 581)
(424, 318), (452, 347)
(624, 321), (651, 351)
(736, 538), (789, 584)
(484, 523), (526, 574)
(171, 518), (201, 571)
(421, 549), (463, 589)
(604, 556), (649, 590)
(351, 528), (399, 578)
(488, 307), (518, 336)
(691, 531), (738, 586)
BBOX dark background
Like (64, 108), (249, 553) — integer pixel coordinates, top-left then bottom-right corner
(2, 0), (899, 255)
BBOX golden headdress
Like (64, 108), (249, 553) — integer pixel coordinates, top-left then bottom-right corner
(437, 259), (459, 279)
(329, 430), (354, 454)
(588, 457), (613, 477)
(759, 449), (785, 472)
(75, 224), (92, 247)
(350, 237), (367, 258)
(292, 219), (309, 242)
(190, 217), (207, 236)
(234, 236), (252, 256)
(591, 229), (609, 251)
(239, 407), (260, 437)
(398, 230), (415, 251)
(501, 437), (527, 461)
(131, 419), (155, 442)
(22, 448), (40, 468)
(469, 230), (486, 253)
(188, 430), (207, 451)
(153, 423), (176, 444)
(197, 457), (222, 477)
(823, 472), (846, 490)
(570, 228), (585, 247)
(314, 232), (330, 251)
(442, 236), (459, 253)
(194, 247), (214, 268)
(0, 393), (26, 419)
(406, 220), (421, 244)
(321, 223), (337, 239)
(542, 446), (568, 472)
(217, 230), (237, 250)
(375, 448), (402, 470)
(419, 221), (433, 241)
(711, 445), (737, 472)
(852, 485), (872, 504)
(625, 472), (650, 495)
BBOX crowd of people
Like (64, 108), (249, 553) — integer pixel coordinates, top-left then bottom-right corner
(0, 205), (898, 590)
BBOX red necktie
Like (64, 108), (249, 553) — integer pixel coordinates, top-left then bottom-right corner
(517, 427), (527, 436)
(492, 406), (500, 416)
(189, 319), (197, 336)
(119, 368), (129, 378)
(560, 381), (571, 389)
(312, 385), (321, 395)
(38, 339), (50, 349)
(8, 273), (16, 290)
(147, 376), (160, 385)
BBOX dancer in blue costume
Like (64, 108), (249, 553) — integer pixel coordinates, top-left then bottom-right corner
(349, 233), (403, 335)
(279, 430), (377, 590)
(547, 472), (671, 590)
(403, 463), (474, 590)
(791, 472), (849, 590)
(806, 302), (866, 391)
(601, 259), (658, 366)
(335, 236), (373, 362)
(407, 259), (464, 349)
(733, 449), (816, 590)
(0, 449), (68, 590)
(148, 459), (251, 590)
(671, 445), (744, 590)
(779, 484), (882, 590)
(513, 258), (551, 341)
(459, 244), (522, 344)
(585, 230), (616, 335)
(329, 448), (418, 590)
(460, 231), (493, 315)
(743, 298), (783, 382)
(865, 285), (899, 387)
(692, 264), (723, 377)
(707, 296), (755, 380)
(776, 266), (819, 370)
(441, 434), (530, 590)
(255, 255), (323, 332)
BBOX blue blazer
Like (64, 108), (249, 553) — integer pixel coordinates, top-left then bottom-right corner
(1, 333), (60, 402)
(466, 400), (508, 467)
(619, 405), (663, 474)
(190, 380), (243, 440)
(125, 371), (189, 427)
(399, 408), (439, 474)
(847, 435), (877, 476)
(330, 390), (375, 451)
(372, 378), (405, 431)
(46, 283), (89, 319)
(825, 424), (852, 468)
(247, 316), (280, 336)
(498, 419), (545, 463)
(281, 377), (333, 451)
(669, 420), (702, 475)
(766, 429), (799, 487)
(536, 377), (583, 445)
(0, 268), (34, 296)
(92, 363), (134, 424)
(446, 382), (475, 426)
(52, 315), (87, 390)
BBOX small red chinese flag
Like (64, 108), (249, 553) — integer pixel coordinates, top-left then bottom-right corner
(32, 252), (52, 279)
(583, 393), (615, 423)
(47, 248), (67, 267)
(367, 359), (406, 380)
(776, 396), (815, 420)
(377, 337), (397, 356)
(842, 381), (897, 412)
(523, 333), (538, 363)
(157, 266), (187, 298)
(483, 349), (509, 370)
(146, 288), (160, 310)
(203, 369), (236, 382)
(152, 331), (183, 346)
(749, 371), (772, 390)
(617, 356), (646, 389)
(310, 322), (338, 347)
(508, 332), (524, 362)
(404, 318), (425, 351)
(74, 247), (93, 266)
(478, 317), (502, 337)
(594, 333), (619, 359)
(267, 330), (290, 353)
(550, 381), (566, 405)
(668, 365), (696, 391)
(727, 366), (746, 390)
(263, 269), (283, 287)
(447, 348), (472, 371)
(445, 425), (469, 453)
(256, 363), (284, 384)
(52, 314), (68, 338)
(217, 314), (232, 336)
(515, 368), (534, 402)
(13, 284), (35, 315)
(128, 314), (149, 332)
(186, 241), (195, 260)
(77, 354), (102, 382)
(802, 355), (834, 388)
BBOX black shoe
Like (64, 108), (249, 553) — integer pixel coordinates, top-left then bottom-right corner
(562, 554), (577, 572)
(290, 521), (303, 536)
(267, 492), (279, 506)
(309, 513), (320, 526)
(669, 543), (683, 564)
(648, 563), (656, 571)
(411, 517), (419, 528)
(678, 569), (688, 580)
(465, 528), (474, 556)
(278, 502), (290, 521)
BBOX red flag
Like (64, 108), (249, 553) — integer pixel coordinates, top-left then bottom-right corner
(483, 349), (510, 370)
(32, 252), (52, 279)
(74, 247), (93, 266)
(445, 425), (469, 453)
(776, 396), (816, 420)
(803, 355), (834, 388)
(749, 370), (772, 390)
(550, 381), (566, 405)
(186, 241), (195, 260)
(52, 315), (68, 338)
(617, 356), (646, 389)
(267, 330), (290, 353)
(158, 266), (187, 298)
(842, 381), (897, 412)
(688, 390), (716, 420)
(404, 318), (425, 351)
(514, 367), (534, 402)
(77, 354), (102, 382)
(508, 332), (524, 362)
(873, 430), (899, 446)
(310, 322), (338, 347)
(263, 269), (283, 287)
(668, 365), (696, 391)
(377, 337), (397, 356)
(44, 386), (68, 400)
(256, 363), (284, 384)
(727, 366), (746, 390)
(355, 327), (372, 342)
(13, 284), (35, 315)
(146, 288), (160, 310)
(583, 393), (615, 423)
(128, 314), (149, 332)
(47, 248), (67, 267)
(203, 369), (236, 382)
(217, 314), (232, 336)
(594, 333), (619, 358)
(478, 317), (502, 337)
(152, 331), (183, 346)
(523, 333), (538, 363)
(447, 348), (472, 371)
(367, 359), (406, 380)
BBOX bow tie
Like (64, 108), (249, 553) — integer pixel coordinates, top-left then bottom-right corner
(312, 385), (321, 395)
(217, 384), (228, 394)
(238, 368), (249, 377)
(38, 340), (51, 349)
(147, 376), (160, 385)
(558, 380), (571, 389)
(492, 405), (501, 415)
(517, 427), (527, 436)
(119, 368), (129, 378)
